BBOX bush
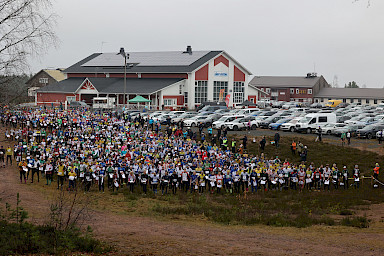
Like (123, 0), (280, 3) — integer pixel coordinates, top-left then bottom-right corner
(0, 221), (111, 255)
(341, 216), (370, 228)
(339, 209), (354, 215)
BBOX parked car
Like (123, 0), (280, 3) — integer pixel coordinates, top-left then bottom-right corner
(353, 117), (377, 126)
(310, 102), (323, 108)
(198, 105), (227, 113)
(258, 116), (285, 129)
(172, 112), (197, 123)
(280, 117), (302, 132)
(68, 101), (89, 109)
(236, 108), (260, 116)
(212, 115), (245, 129)
(356, 123), (384, 139)
(336, 115), (351, 123)
(268, 117), (293, 130)
(224, 116), (257, 131)
(184, 116), (212, 127)
(333, 124), (364, 137)
(281, 102), (297, 109)
(321, 123), (347, 135)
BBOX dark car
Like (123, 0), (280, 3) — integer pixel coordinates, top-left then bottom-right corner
(337, 115), (352, 123)
(356, 123), (384, 139)
(259, 116), (284, 129)
(260, 110), (278, 117)
(333, 124), (364, 137)
(68, 101), (89, 109)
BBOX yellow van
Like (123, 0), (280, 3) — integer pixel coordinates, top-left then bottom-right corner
(325, 100), (342, 108)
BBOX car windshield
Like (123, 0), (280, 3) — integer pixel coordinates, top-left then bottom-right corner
(359, 117), (371, 122)
(361, 124), (375, 131)
(217, 116), (229, 121)
(301, 116), (312, 123)
(276, 118), (289, 124)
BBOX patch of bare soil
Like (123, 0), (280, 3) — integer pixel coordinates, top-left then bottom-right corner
(1, 162), (384, 256)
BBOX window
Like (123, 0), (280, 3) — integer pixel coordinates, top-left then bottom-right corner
(213, 81), (228, 101)
(358, 99), (361, 103)
(318, 116), (327, 122)
(366, 99), (369, 104)
(290, 88), (294, 94)
(343, 99), (346, 103)
(233, 82), (244, 104)
(39, 78), (48, 84)
(164, 98), (177, 106)
(179, 84), (183, 95)
(66, 96), (76, 103)
(184, 92), (188, 104)
(374, 99), (378, 104)
(296, 89), (299, 94)
(308, 89), (313, 94)
(195, 81), (208, 104)
(350, 99), (354, 103)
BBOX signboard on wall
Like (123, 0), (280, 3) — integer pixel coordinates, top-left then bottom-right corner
(225, 94), (230, 107)
(214, 71), (228, 77)
(219, 89), (225, 101)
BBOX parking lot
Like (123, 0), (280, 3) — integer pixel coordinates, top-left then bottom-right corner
(135, 102), (384, 140)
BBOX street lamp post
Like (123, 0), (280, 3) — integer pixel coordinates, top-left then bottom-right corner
(118, 47), (129, 108)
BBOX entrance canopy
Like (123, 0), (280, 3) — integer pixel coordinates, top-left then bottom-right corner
(128, 95), (151, 103)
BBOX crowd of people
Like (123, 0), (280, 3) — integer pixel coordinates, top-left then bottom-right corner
(0, 108), (376, 195)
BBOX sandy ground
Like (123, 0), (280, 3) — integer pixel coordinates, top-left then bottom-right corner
(1, 161), (384, 256)
(1, 126), (384, 255)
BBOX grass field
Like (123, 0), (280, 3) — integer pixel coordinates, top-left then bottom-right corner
(229, 134), (383, 176)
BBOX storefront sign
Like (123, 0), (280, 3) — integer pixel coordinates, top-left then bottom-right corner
(214, 71), (228, 77)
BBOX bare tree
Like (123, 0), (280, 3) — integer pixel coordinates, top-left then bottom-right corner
(0, 0), (58, 75)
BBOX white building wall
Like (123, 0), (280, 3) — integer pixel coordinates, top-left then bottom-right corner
(161, 81), (182, 95)
(187, 52), (250, 110)
(248, 86), (260, 98)
(187, 73), (195, 110)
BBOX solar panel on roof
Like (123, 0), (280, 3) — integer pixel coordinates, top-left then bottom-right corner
(81, 51), (210, 67)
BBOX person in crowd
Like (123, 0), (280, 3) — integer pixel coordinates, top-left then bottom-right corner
(346, 130), (351, 145)
(373, 163), (380, 180)
(259, 136), (266, 152)
(353, 165), (361, 189)
(18, 158), (27, 184)
(274, 132), (280, 148)
(291, 140), (296, 155)
(0, 108), (372, 198)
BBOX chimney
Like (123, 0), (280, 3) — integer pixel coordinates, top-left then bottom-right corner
(183, 45), (192, 55)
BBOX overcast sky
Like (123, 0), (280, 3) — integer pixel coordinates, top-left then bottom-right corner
(30, 0), (384, 88)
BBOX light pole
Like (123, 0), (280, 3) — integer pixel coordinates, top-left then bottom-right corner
(118, 47), (129, 108)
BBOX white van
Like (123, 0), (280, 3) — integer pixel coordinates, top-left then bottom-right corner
(295, 113), (337, 133)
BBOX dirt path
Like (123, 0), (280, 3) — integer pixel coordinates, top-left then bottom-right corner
(1, 162), (384, 255)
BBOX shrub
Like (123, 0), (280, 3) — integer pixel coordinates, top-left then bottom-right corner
(339, 209), (353, 215)
(0, 221), (112, 255)
(341, 216), (370, 228)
